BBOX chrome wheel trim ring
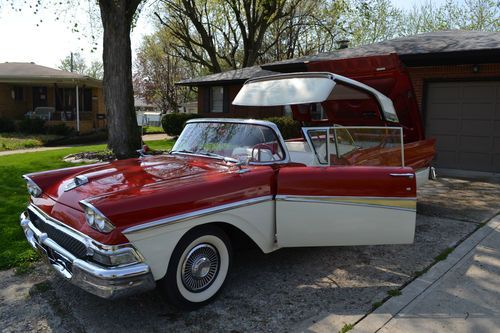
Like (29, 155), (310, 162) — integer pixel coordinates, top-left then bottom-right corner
(181, 243), (220, 292)
(176, 234), (230, 303)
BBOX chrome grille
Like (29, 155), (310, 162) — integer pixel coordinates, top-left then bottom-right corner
(28, 209), (88, 259)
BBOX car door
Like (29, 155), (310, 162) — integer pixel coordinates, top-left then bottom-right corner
(276, 166), (416, 247)
(275, 126), (417, 247)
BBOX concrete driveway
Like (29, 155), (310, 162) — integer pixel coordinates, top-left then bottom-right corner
(1, 177), (499, 333)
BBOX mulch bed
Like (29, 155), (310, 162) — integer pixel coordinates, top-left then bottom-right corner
(63, 149), (167, 163)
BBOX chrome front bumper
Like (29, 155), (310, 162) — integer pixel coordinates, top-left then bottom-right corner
(20, 210), (156, 299)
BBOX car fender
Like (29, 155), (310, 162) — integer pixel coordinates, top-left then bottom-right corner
(124, 199), (276, 280)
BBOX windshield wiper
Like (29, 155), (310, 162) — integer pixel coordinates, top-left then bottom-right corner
(171, 149), (238, 163)
(198, 151), (238, 163)
(171, 149), (196, 155)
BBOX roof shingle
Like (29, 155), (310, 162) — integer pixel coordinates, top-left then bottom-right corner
(177, 30), (500, 86)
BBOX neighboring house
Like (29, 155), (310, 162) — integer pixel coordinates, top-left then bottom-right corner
(177, 30), (500, 175)
(0, 62), (106, 133)
(134, 97), (161, 127)
(134, 96), (158, 113)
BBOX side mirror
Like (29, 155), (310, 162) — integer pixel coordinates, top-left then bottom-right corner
(137, 145), (150, 157)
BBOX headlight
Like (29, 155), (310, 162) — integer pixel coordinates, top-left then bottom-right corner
(23, 176), (42, 197)
(80, 201), (115, 233)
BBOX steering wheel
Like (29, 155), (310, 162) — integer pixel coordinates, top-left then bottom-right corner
(250, 143), (278, 162)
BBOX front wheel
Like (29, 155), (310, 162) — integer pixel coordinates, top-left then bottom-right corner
(160, 226), (232, 310)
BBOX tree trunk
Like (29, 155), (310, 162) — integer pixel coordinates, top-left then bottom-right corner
(99, 0), (142, 159)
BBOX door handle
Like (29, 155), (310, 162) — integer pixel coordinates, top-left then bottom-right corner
(390, 173), (414, 179)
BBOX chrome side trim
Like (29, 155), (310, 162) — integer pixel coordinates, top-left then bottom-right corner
(123, 195), (274, 234)
(390, 173), (414, 178)
(275, 195), (416, 212)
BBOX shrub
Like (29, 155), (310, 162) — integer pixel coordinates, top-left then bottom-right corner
(45, 130), (108, 146)
(46, 123), (74, 136)
(17, 118), (46, 134)
(161, 113), (202, 137)
(263, 116), (302, 140)
(0, 117), (16, 132)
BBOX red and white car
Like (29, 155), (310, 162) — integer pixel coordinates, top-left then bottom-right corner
(20, 72), (435, 309)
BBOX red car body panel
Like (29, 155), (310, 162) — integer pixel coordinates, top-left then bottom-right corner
(28, 154), (278, 245)
(303, 54), (424, 143)
(277, 166), (416, 198)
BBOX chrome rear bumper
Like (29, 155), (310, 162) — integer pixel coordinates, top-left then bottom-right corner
(20, 210), (155, 299)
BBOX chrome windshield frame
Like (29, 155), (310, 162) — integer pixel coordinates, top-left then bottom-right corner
(172, 118), (291, 165)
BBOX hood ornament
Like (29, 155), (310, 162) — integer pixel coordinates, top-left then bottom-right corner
(64, 175), (89, 191)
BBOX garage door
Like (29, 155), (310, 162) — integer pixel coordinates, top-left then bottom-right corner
(425, 81), (500, 173)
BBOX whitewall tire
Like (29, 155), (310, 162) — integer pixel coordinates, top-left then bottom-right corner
(160, 226), (232, 310)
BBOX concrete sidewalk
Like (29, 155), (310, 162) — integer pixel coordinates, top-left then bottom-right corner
(0, 146), (74, 156)
(353, 214), (500, 333)
(0, 133), (171, 157)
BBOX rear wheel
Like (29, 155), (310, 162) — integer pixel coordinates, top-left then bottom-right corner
(160, 226), (231, 310)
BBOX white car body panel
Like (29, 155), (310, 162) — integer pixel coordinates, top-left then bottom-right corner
(233, 72), (399, 123)
(232, 73), (336, 107)
(276, 197), (416, 247)
(125, 200), (276, 280)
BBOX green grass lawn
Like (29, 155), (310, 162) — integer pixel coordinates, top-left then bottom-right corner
(142, 126), (164, 134)
(0, 133), (64, 151)
(0, 139), (175, 270)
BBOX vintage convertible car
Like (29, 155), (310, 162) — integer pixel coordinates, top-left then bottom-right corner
(20, 72), (435, 309)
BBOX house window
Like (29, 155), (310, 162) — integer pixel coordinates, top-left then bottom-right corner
(210, 86), (224, 113)
(12, 87), (24, 101)
(56, 88), (92, 112)
(310, 103), (327, 120)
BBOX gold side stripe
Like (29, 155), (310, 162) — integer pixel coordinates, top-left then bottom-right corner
(276, 195), (416, 211)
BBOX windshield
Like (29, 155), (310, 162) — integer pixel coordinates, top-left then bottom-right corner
(172, 122), (285, 163)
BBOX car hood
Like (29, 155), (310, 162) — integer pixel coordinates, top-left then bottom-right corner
(45, 154), (229, 211)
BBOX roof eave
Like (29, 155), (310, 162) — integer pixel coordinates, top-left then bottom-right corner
(0, 76), (102, 87)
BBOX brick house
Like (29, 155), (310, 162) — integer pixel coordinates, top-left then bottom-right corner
(0, 62), (106, 133)
(177, 30), (500, 174)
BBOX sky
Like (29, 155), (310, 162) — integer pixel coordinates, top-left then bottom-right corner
(0, 0), (458, 69)
(0, 2), (156, 69)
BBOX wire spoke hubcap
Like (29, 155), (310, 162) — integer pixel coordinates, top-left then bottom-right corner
(181, 243), (220, 292)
